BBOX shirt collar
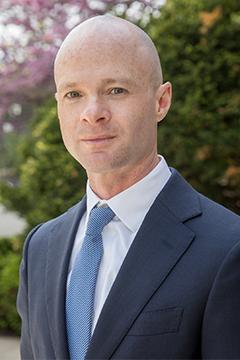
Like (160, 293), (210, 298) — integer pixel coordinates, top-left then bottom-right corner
(86, 155), (171, 233)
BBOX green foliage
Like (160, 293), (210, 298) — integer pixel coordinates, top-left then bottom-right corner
(0, 99), (86, 229)
(0, 132), (23, 171)
(147, 0), (240, 213)
(0, 236), (22, 334)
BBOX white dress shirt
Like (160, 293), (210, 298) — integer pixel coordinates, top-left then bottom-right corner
(67, 155), (171, 333)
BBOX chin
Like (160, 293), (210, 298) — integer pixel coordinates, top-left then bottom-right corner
(75, 151), (130, 174)
(79, 159), (112, 174)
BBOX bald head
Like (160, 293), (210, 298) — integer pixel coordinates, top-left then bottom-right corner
(54, 15), (163, 89)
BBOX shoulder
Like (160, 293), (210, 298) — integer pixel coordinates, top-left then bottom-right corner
(196, 192), (240, 233)
(198, 192), (240, 226)
(22, 198), (86, 255)
(163, 168), (240, 249)
(32, 200), (81, 235)
(178, 188), (240, 273)
(163, 168), (240, 224)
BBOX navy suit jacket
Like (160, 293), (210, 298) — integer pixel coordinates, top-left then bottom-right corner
(17, 169), (240, 359)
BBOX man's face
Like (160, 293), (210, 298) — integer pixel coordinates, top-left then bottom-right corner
(55, 40), (162, 176)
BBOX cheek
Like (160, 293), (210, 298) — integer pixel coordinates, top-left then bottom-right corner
(58, 105), (75, 137)
(58, 118), (76, 152)
(130, 103), (155, 133)
(132, 112), (157, 149)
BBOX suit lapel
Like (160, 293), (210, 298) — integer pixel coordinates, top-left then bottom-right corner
(46, 197), (86, 360)
(87, 169), (202, 359)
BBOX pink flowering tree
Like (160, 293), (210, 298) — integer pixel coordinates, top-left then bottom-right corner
(0, 0), (158, 134)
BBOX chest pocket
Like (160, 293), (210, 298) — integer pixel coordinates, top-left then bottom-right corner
(128, 306), (184, 336)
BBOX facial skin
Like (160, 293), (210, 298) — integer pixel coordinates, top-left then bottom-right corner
(54, 15), (172, 199)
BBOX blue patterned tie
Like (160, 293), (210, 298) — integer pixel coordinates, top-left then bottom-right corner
(66, 206), (115, 360)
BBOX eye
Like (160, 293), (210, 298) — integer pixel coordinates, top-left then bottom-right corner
(109, 88), (127, 95)
(65, 91), (81, 99)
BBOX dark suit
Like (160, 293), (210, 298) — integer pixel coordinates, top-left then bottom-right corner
(17, 169), (240, 359)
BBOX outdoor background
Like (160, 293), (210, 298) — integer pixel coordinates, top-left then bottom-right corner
(0, 0), (239, 336)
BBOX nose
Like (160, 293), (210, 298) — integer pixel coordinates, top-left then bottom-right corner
(80, 97), (111, 125)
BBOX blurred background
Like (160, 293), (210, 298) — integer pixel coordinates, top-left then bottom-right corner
(0, 0), (239, 348)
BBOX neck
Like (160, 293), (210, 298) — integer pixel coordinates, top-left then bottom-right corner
(87, 153), (160, 200)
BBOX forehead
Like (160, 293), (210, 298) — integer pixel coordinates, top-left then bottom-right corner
(55, 41), (149, 90)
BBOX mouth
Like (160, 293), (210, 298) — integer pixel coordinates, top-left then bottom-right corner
(81, 136), (116, 144)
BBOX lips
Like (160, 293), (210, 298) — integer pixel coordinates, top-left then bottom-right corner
(81, 135), (115, 143)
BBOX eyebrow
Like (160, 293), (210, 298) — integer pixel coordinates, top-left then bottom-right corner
(103, 78), (135, 86)
(58, 82), (79, 93)
(58, 78), (135, 93)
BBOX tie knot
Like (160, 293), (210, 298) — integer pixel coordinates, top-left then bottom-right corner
(86, 206), (115, 238)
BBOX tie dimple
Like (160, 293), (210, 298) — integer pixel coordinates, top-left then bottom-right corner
(66, 206), (115, 360)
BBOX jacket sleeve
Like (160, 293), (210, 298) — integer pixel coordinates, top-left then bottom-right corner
(17, 225), (42, 360)
(202, 239), (240, 358)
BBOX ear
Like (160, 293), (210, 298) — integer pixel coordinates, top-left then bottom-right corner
(155, 82), (172, 123)
(54, 92), (58, 102)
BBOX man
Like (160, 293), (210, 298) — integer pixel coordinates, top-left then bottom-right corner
(17, 15), (240, 360)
